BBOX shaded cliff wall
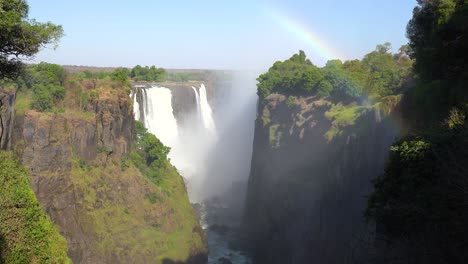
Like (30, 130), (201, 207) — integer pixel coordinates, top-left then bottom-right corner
(13, 88), (207, 264)
(0, 89), (15, 150)
(243, 94), (398, 264)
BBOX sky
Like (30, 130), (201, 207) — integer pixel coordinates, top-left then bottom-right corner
(28, 0), (417, 70)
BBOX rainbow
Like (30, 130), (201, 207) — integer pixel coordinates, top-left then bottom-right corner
(265, 8), (346, 64)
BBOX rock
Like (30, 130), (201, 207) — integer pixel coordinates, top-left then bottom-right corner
(218, 257), (233, 264)
(14, 87), (208, 263)
(209, 224), (230, 235)
(243, 95), (399, 263)
(0, 88), (16, 150)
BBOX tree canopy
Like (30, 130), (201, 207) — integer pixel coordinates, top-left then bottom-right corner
(130, 65), (166, 82)
(257, 45), (412, 101)
(0, 0), (64, 79)
(366, 1), (468, 262)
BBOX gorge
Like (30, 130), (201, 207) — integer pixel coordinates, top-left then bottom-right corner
(1, 0), (467, 263)
(131, 75), (257, 263)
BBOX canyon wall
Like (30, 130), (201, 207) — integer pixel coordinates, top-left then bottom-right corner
(12, 87), (207, 264)
(243, 94), (399, 263)
(0, 89), (15, 150)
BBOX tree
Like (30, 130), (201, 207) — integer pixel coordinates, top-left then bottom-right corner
(0, 0), (64, 79)
(257, 50), (323, 98)
(110, 67), (130, 86)
(407, 0), (467, 81)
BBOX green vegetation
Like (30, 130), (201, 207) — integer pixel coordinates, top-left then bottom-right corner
(110, 67), (131, 86)
(0, 151), (70, 264)
(286, 96), (298, 109)
(130, 121), (171, 185)
(167, 70), (215, 82)
(365, 1), (468, 262)
(2, 62), (68, 112)
(269, 124), (282, 148)
(324, 104), (371, 141)
(0, 0), (63, 79)
(130, 65), (167, 82)
(257, 51), (324, 98)
(257, 44), (412, 101)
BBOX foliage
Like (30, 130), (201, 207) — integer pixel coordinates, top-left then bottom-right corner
(407, 0), (468, 83)
(130, 121), (170, 184)
(286, 96), (297, 109)
(31, 84), (65, 111)
(80, 91), (89, 110)
(257, 51), (324, 98)
(269, 124), (282, 148)
(0, 0), (64, 79)
(316, 79), (334, 97)
(76, 70), (110, 80)
(110, 67), (130, 86)
(362, 42), (413, 97)
(322, 61), (362, 100)
(167, 71), (209, 82)
(366, 122), (468, 262)
(365, 2), (468, 262)
(130, 65), (166, 82)
(0, 151), (70, 263)
(324, 104), (371, 141)
(403, 0), (468, 127)
(19, 62), (66, 90)
(257, 46), (412, 101)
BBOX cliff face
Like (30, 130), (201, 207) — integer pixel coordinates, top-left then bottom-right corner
(14, 88), (207, 264)
(0, 89), (15, 150)
(243, 94), (398, 263)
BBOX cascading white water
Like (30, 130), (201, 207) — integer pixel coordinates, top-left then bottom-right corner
(132, 78), (256, 263)
(133, 84), (218, 202)
(199, 84), (217, 138)
(132, 93), (141, 121)
(143, 86), (179, 147)
(192, 86), (200, 112)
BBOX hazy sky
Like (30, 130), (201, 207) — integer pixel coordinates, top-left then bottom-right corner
(28, 0), (416, 70)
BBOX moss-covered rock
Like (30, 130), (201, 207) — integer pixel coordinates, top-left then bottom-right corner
(13, 81), (207, 263)
(0, 151), (70, 264)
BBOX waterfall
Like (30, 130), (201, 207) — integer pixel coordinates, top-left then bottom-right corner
(133, 86), (179, 148)
(132, 77), (256, 263)
(199, 84), (217, 138)
(132, 83), (218, 202)
(131, 90), (140, 121)
(192, 86), (200, 110)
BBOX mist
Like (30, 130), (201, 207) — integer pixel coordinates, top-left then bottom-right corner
(200, 71), (258, 203)
(133, 72), (258, 204)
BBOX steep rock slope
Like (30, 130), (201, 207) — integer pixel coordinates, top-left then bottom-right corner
(0, 149), (70, 264)
(243, 94), (399, 263)
(13, 87), (207, 263)
(0, 89), (15, 150)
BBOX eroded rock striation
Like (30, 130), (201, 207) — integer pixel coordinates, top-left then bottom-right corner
(14, 88), (207, 264)
(243, 94), (399, 263)
(0, 89), (16, 150)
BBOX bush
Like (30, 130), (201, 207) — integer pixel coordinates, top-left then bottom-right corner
(286, 96), (297, 109)
(31, 84), (65, 112)
(0, 151), (70, 263)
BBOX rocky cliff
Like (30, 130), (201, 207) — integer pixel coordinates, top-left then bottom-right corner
(13, 86), (208, 263)
(0, 89), (15, 150)
(243, 94), (399, 263)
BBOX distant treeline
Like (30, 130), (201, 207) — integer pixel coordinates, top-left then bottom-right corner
(72, 66), (214, 83)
